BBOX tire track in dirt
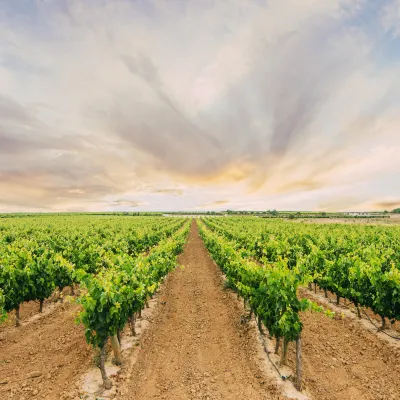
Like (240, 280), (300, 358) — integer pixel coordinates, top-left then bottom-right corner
(0, 303), (93, 399)
(120, 220), (283, 400)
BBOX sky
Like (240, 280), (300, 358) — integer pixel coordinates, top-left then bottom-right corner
(0, 0), (400, 212)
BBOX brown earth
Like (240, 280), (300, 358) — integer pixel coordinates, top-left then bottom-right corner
(0, 302), (93, 399)
(0, 287), (75, 333)
(285, 293), (400, 400)
(0, 301), (46, 332)
(2, 219), (400, 400)
(118, 220), (283, 400)
(309, 285), (400, 334)
(300, 215), (400, 225)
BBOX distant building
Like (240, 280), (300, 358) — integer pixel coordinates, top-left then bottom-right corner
(344, 212), (377, 216)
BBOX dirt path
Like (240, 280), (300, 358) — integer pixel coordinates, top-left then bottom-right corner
(119, 220), (282, 400)
(4, 219), (397, 400)
(0, 303), (93, 399)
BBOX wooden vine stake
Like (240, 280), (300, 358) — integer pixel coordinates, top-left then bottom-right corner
(15, 305), (21, 327)
(110, 334), (123, 366)
(129, 314), (136, 336)
(355, 303), (361, 319)
(100, 342), (112, 389)
(379, 315), (387, 331)
(275, 336), (281, 354)
(58, 287), (64, 303)
(295, 335), (302, 391)
(280, 337), (289, 365)
(257, 316), (264, 334)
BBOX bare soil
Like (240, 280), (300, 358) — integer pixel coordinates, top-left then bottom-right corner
(309, 285), (400, 334)
(0, 302), (93, 399)
(0, 287), (76, 333)
(284, 290), (400, 400)
(118, 220), (283, 400)
(2, 220), (400, 400)
(300, 214), (400, 225)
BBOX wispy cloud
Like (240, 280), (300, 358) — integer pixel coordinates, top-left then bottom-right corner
(198, 200), (230, 209)
(153, 189), (184, 197)
(373, 199), (400, 210)
(112, 200), (142, 208)
(0, 0), (399, 211)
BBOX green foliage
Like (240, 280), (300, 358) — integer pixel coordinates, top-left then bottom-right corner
(202, 216), (400, 324)
(77, 221), (190, 348)
(0, 289), (6, 322)
(0, 215), (187, 320)
(198, 220), (308, 342)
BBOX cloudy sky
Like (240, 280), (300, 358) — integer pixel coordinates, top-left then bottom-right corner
(1, 0), (399, 212)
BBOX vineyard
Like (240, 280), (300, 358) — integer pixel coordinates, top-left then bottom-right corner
(0, 215), (190, 393)
(199, 217), (400, 397)
(1, 215), (400, 399)
(201, 216), (400, 326)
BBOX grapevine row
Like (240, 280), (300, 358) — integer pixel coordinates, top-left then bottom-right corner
(0, 216), (185, 325)
(203, 217), (400, 328)
(197, 219), (311, 390)
(0, 215), (190, 389)
(78, 220), (190, 387)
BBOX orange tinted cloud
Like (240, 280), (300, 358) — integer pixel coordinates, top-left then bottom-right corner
(198, 200), (230, 209)
(374, 200), (400, 210)
(0, 1), (399, 211)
